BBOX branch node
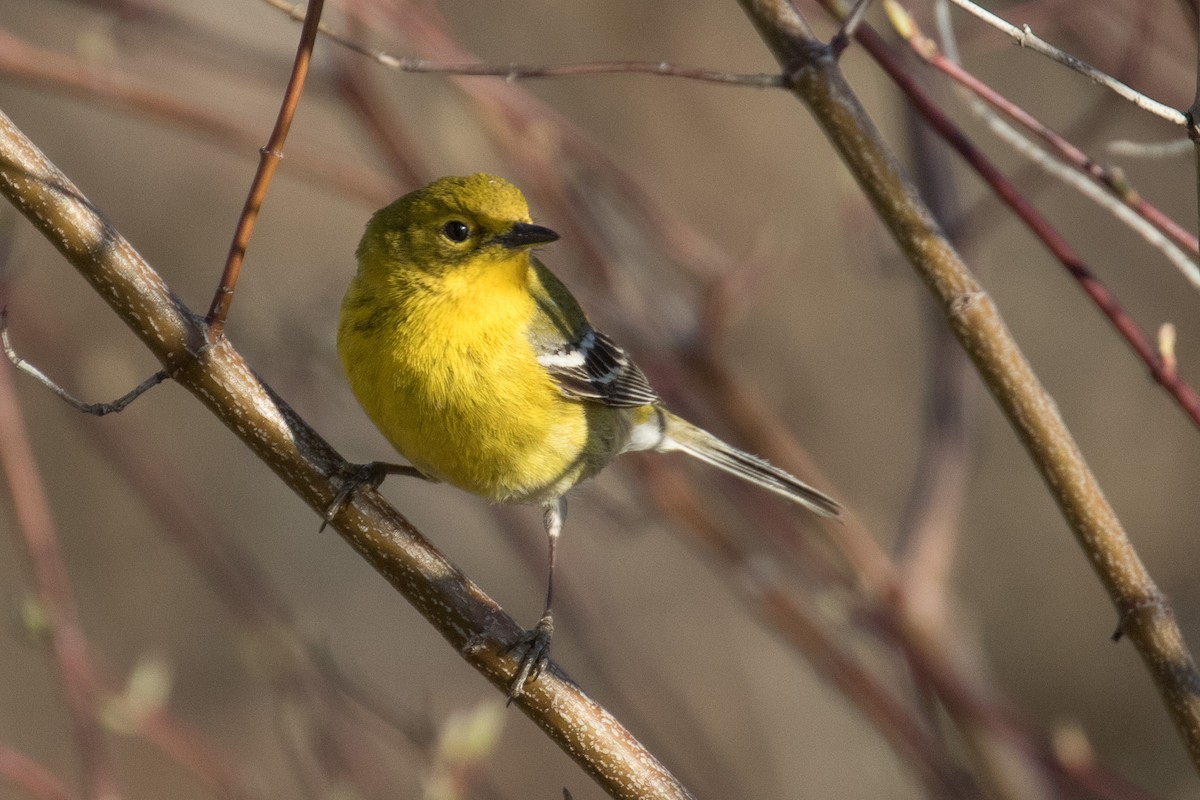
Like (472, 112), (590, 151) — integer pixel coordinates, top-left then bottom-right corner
(830, 0), (874, 58)
(947, 289), (985, 320)
(1186, 109), (1200, 143)
(782, 40), (834, 89)
(1112, 591), (1171, 642)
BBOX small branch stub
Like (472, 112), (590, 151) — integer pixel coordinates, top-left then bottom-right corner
(1, 309), (168, 415)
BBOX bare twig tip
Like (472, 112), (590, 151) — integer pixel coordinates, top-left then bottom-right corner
(2, 311), (168, 415)
(1159, 323), (1178, 378)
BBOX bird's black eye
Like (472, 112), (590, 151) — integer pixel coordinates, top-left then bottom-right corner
(441, 220), (470, 243)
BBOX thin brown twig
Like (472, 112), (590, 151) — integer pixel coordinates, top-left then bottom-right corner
(0, 345), (120, 800)
(375, 55), (783, 87)
(262, 0), (782, 88)
(206, 0), (325, 332)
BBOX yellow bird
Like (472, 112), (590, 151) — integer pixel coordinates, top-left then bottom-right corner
(333, 174), (840, 697)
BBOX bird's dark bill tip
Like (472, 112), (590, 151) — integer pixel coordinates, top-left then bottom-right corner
(495, 222), (560, 248)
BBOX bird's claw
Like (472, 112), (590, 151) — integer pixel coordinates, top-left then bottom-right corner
(504, 614), (554, 702)
(320, 462), (389, 532)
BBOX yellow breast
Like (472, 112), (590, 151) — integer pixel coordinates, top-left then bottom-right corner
(338, 258), (590, 503)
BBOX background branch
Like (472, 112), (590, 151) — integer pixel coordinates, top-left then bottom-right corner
(739, 0), (1200, 776)
(0, 744), (74, 800)
(0, 342), (119, 799)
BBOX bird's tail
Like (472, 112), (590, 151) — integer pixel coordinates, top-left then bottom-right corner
(660, 413), (842, 519)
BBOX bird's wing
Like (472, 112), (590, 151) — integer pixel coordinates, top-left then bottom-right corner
(536, 326), (660, 407)
(526, 259), (660, 408)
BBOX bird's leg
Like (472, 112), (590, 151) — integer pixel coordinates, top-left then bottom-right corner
(321, 461), (430, 531)
(506, 497), (565, 700)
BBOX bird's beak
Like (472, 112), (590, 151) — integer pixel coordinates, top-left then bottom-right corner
(493, 222), (560, 248)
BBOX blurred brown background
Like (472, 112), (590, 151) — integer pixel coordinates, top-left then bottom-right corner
(1, 1), (1199, 798)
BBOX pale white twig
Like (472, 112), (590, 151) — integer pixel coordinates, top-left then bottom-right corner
(945, 0), (1188, 127)
(260, 0), (782, 87)
(832, 0), (875, 55)
(1107, 139), (1193, 159)
(936, 2), (1200, 289)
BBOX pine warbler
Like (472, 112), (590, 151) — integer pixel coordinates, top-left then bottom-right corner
(333, 173), (840, 698)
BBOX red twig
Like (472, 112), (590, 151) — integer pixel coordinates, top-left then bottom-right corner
(0, 361), (119, 800)
(855, 24), (1200, 431)
(0, 744), (75, 800)
(892, 4), (1197, 256)
(205, 0), (324, 333)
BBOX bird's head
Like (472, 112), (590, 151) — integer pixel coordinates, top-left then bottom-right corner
(357, 174), (559, 278)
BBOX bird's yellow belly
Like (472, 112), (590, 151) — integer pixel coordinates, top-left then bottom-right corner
(339, 299), (592, 503)
(388, 362), (589, 501)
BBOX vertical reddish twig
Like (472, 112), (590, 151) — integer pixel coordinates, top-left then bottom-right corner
(0, 361), (119, 800)
(0, 744), (75, 800)
(205, 0), (325, 333)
